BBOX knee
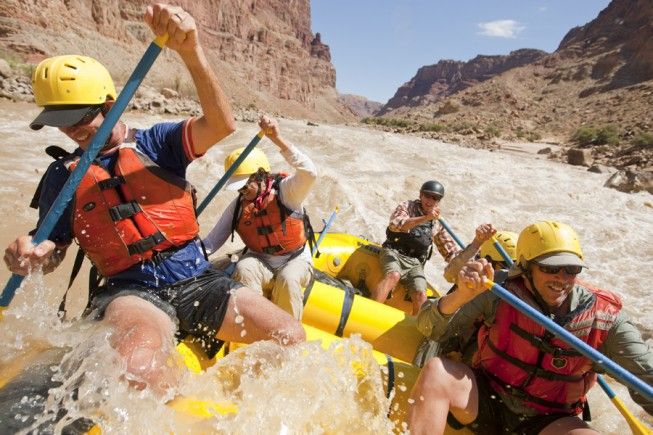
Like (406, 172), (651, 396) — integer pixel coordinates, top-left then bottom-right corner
(385, 271), (401, 284)
(279, 320), (306, 346)
(421, 357), (449, 385)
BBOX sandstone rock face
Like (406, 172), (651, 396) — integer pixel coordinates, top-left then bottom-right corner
(380, 49), (547, 112)
(0, 0), (352, 122)
(338, 94), (383, 118)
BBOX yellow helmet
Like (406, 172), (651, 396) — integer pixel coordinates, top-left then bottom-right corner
(32, 55), (116, 107)
(224, 147), (271, 190)
(480, 231), (518, 262)
(515, 221), (585, 269)
(30, 55), (117, 130)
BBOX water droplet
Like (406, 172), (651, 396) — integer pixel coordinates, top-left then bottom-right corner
(193, 300), (199, 307)
(235, 315), (244, 324)
(240, 329), (247, 337)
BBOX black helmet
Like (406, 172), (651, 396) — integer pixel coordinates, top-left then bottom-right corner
(420, 180), (444, 198)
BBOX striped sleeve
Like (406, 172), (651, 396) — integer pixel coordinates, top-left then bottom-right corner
(182, 117), (204, 161)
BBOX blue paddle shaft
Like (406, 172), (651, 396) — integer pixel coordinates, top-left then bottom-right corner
(0, 40), (165, 308)
(493, 240), (514, 266)
(312, 210), (338, 256)
(195, 132), (264, 216)
(489, 281), (653, 402)
(438, 218), (465, 249)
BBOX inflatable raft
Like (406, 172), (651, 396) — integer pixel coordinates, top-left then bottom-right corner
(0, 233), (457, 433)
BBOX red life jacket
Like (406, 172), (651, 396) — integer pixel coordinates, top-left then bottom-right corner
(473, 278), (622, 416)
(68, 144), (199, 276)
(232, 174), (308, 255)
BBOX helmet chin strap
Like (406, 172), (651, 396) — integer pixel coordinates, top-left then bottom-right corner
(523, 263), (553, 318)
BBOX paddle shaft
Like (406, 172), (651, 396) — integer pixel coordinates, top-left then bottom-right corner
(312, 208), (338, 256)
(0, 36), (168, 308)
(195, 131), (265, 216)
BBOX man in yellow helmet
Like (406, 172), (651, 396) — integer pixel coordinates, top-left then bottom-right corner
(3, 4), (304, 393)
(408, 221), (653, 434)
(413, 229), (516, 367)
(203, 115), (317, 320)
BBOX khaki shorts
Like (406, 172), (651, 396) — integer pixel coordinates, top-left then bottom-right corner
(379, 247), (427, 294)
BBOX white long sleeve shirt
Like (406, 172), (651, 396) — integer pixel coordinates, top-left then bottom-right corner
(203, 144), (317, 270)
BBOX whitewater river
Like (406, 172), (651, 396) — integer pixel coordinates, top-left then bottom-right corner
(0, 101), (651, 433)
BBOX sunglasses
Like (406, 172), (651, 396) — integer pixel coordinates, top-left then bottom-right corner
(421, 192), (442, 201)
(72, 105), (103, 127)
(536, 264), (583, 276)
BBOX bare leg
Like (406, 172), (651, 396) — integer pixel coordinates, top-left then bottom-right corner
(217, 286), (305, 345)
(408, 357), (479, 435)
(411, 290), (427, 315)
(103, 295), (181, 395)
(539, 417), (598, 435)
(371, 271), (400, 303)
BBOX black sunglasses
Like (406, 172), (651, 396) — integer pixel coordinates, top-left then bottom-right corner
(72, 105), (103, 127)
(536, 264), (583, 276)
(421, 192), (442, 201)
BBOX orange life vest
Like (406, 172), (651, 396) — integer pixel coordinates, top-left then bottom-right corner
(473, 278), (621, 416)
(68, 145), (199, 276)
(233, 174), (307, 255)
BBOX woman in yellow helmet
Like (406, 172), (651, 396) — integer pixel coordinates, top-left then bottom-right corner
(203, 115), (318, 320)
(3, 4), (304, 395)
(408, 221), (653, 434)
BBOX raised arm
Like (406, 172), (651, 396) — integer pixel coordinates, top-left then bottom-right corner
(145, 3), (235, 154)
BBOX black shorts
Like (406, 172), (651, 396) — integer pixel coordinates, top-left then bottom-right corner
(88, 266), (242, 358)
(447, 370), (574, 435)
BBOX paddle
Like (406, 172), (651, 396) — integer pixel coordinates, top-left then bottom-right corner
(442, 224), (653, 430)
(488, 235), (651, 435)
(312, 207), (339, 256)
(195, 131), (265, 215)
(0, 35), (169, 309)
(437, 218), (466, 249)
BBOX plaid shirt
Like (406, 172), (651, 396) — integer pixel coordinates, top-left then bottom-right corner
(387, 199), (460, 262)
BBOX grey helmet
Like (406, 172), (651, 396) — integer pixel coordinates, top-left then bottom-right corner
(420, 180), (444, 198)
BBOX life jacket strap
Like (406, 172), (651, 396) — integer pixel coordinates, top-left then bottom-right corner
(256, 225), (274, 235)
(98, 175), (126, 190)
(262, 245), (283, 254)
(127, 231), (165, 255)
(109, 201), (142, 221)
(510, 324), (582, 357)
(487, 339), (584, 382)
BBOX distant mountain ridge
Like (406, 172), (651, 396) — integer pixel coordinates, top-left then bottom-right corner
(380, 49), (547, 113)
(373, 0), (652, 175)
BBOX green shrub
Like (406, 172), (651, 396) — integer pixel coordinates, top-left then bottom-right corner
(450, 122), (475, 134)
(595, 125), (619, 145)
(362, 117), (411, 128)
(632, 132), (653, 148)
(419, 123), (445, 132)
(516, 128), (542, 142)
(484, 124), (501, 138)
(571, 125), (619, 146)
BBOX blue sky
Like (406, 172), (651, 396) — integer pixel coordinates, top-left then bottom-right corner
(311, 0), (611, 103)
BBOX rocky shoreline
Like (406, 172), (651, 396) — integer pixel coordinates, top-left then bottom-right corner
(1, 60), (650, 195)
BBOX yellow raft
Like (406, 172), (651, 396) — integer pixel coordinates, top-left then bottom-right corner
(311, 232), (439, 314)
